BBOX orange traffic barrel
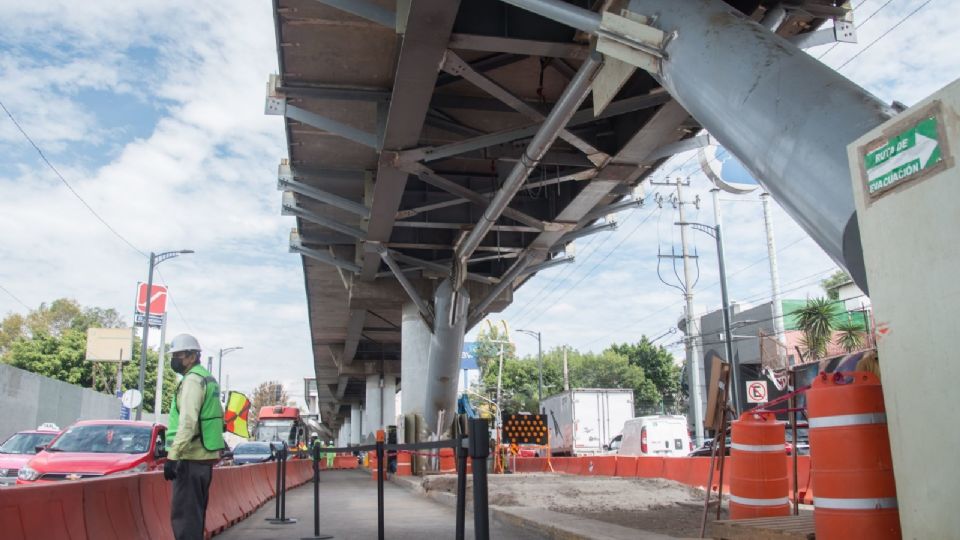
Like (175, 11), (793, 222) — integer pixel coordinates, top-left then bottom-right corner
(439, 448), (456, 474)
(729, 411), (790, 519)
(808, 371), (900, 539)
(396, 451), (412, 476)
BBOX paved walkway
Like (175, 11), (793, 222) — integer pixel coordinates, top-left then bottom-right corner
(218, 470), (545, 540)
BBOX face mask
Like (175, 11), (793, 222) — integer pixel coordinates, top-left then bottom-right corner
(171, 354), (189, 375)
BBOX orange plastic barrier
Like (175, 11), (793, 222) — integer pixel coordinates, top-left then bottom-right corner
(205, 468), (235, 535)
(82, 474), (150, 539)
(333, 455), (357, 469)
(808, 372), (900, 539)
(0, 482), (86, 540)
(514, 457), (549, 473)
(636, 456), (665, 478)
(139, 471), (174, 540)
(614, 456), (637, 477)
(729, 411), (790, 519)
(439, 448), (456, 474)
(583, 455), (616, 476)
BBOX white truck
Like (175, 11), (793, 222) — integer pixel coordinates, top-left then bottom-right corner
(540, 389), (634, 456)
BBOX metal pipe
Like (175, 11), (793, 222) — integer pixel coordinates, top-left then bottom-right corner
(497, 0), (601, 34)
(550, 221), (617, 252)
(521, 255), (574, 276)
(715, 223), (740, 415)
(625, 0), (893, 290)
(583, 198), (643, 221)
(455, 53), (603, 264)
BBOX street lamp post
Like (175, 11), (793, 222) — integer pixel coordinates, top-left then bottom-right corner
(681, 220), (740, 415)
(136, 250), (194, 420)
(516, 329), (543, 407)
(218, 346), (243, 400)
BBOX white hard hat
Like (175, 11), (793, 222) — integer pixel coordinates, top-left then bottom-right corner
(169, 333), (202, 354)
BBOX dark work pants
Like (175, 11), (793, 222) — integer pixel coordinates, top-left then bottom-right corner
(171, 461), (213, 540)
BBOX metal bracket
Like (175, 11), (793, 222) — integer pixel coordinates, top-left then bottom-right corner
(789, 21), (857, 49)
(265, 74), (286, 116)
(595, 10), (667, 77)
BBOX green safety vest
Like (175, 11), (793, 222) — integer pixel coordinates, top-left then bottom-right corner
(167, 364), (226, 452)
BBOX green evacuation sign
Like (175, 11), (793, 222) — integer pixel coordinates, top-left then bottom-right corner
(864, 115), (942, 195)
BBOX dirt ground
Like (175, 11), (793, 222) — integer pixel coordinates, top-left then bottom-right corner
(421, 473), (724, 538)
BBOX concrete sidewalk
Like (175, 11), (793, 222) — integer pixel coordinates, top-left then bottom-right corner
(217, 470), (545, 540)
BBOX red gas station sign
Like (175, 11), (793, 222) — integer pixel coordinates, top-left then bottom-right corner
(136, 283), (168, 315)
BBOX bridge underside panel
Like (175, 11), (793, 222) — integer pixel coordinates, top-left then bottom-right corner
(272, 0), (845, 429)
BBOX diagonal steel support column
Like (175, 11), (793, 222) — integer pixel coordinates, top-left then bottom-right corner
(455, 53), (604, 268)
(441, 50), (609, 166)
(290, 244), (362, 274)
(549, 221), (618, 252)
(371, 243), (435, 326)
(521, 255), (574, 276)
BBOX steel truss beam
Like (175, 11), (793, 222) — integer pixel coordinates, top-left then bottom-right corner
(521, 255), (574, 276)
(279, 163), (370, 218)
(360, 0), (462, 280)
(456, 53), (604, 265)
(281, 192), (367, 240)
(448, 33), (589, 59)
(441, 50), (609, 166)
(467, 252), (538, 327)
(394, 160), (551, 231)
(401, 89), (670, 163)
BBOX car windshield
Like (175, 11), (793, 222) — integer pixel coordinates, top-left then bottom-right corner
(0, 432), (57, 454)
(48, 424), (153, 454)
(234, 443), (271, 455)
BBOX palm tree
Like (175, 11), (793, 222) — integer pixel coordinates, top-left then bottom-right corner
(794, 297), (835, 360)
(835, 321), (866, 353)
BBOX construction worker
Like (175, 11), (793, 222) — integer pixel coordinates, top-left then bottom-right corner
(325, 440), (335, 469)
(164, 334), (225, 540)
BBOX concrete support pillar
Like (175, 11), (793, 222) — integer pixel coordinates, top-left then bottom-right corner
(342, 419), (352, 447)
(364, 373), (398, 441)
(350, 404), (361, 445)
(400, 301), (431, 421)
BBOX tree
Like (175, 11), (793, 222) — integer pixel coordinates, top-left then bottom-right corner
(607, 337), (682, 408)
(821, 270), (851, 300)
(250, 381), (290, 431)
(835, 321), (866, 353)
(0, 298), (175, 413)
(794, 297), (836, 360)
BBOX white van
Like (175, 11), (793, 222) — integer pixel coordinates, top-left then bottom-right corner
(614, 415), (691, 457)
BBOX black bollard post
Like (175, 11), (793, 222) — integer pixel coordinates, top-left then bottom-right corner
(301, 443), (333, 540)
(376, 430), (385, 540)
(455, 433), (468, 540)
(267, 445), (282, 521)
(270, 444), (297, 525)
(469, 419), (490, 540)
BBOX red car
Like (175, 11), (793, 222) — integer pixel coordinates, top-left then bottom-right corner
(0, 424), (61, 486)
(17, 420), (167, 484)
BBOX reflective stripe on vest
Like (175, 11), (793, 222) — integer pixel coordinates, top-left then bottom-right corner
(814, 497), (898, 510)
(728, 494), (791, 507)
(808, 412), (887, 429)
(730, 442), (784, 452)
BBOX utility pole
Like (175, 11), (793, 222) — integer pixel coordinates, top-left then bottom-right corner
(562, 346), (569, 392)
(655, 179), (705, 446)
(709, 188), (740, 415)
(761, 193), (786, 363)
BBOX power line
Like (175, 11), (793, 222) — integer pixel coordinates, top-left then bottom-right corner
(817, 0), (898, 60)
(837, 0), (936, 70)
(154, 268), (195, 333)
(0, 284), (30, 310)
(1, 99), (196, 333)
(0, 99), (147, 258)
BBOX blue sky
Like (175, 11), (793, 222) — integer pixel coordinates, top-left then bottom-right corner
(0, 0), (958, 404)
